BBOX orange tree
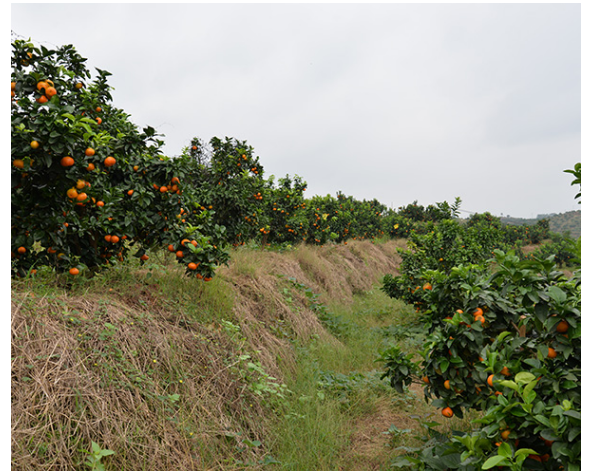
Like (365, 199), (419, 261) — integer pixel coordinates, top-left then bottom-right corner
(380, 251), (581, 469)
(301, 192), (390, 245)
(181, 136), (268, 248)
(378, 170), (581, 469)
(381, 218), (509, 313)
(259, 174), (308, 245)
(11, 39), (228, 279)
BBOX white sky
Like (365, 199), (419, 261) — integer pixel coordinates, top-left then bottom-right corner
(9, 2), (586, 219)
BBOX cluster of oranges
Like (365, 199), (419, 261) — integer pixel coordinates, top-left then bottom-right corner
(153, 177), (181, 195)
(11, 79), (58, 103)
(35, 80), (58, 104)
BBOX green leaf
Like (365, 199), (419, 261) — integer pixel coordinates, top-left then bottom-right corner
(497, 442), (512, 458)
(515, 372), (536, 385)
(563, 410), (581, 420)
(522, 379), (539, 404)
(496, 380), (519, 391)
(547, 286), (567, 303)
(482, 455), (507, 469)
(515, 448), (538, 457)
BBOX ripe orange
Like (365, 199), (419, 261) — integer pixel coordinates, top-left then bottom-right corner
(36, 95), (49, 104)
(36, 80), (49, 91)
(441, 407), (454, 418)
(11, 81), (16, 90)
(96, 201), (104, 208)
(13, 159), (25, 169)
(75, 82), (83, 89)
(85, 147), (95, 156)
(95, 106), (102, 112)
(127, 189), (134, 196)
(140, 254), (149, 261)
(45, 86), (57, 97)
(76, 179), (86, 190)
(17, 246), (26, 254)
(501, 429), (511, 440)
(86, 162), (95, 171)
(487, 374), (494, 387)
(444, 380), (451, 390)
(66, 188), (78, 199)
(547, 347), (557, 359)
(474, 315), (485, 325)
(473, 307), (484, 317)
(187, 262), (198, 270)
(422, 376), (430, 384)
(423, 282), (432, 290)
(167, 244), (175, 252)
(104, 156), (116, 167)
(110, 235), (120, 244)
(181, 238), (191, 246)
(556, 320), (569, 333)
(61, 156), (75, 167)
(96, 117), (102, 125)
(30, 140), (40, 149)
(104, 235), (112, 243)
(69, 267), (80, 276)
(203, 277), (212, 282)
(500, 366), (510, 376)
(175, 251), (184, 258)
(76, 192), (88, 202)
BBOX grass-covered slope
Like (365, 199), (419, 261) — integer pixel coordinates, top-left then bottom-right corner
(14, 239), (459, 470)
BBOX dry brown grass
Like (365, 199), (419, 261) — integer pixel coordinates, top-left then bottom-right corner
(11, 239), (406, 470)
(11, 289), (271, 470)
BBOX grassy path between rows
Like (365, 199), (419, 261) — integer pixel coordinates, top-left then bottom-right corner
(267, 281), (478, 471)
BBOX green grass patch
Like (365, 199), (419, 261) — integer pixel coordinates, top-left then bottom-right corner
(266, 281), (416, 469)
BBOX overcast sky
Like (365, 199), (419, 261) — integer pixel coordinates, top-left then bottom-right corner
(10, 2), (583, 218)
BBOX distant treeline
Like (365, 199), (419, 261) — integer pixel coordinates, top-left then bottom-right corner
(499, 211), (581, 239)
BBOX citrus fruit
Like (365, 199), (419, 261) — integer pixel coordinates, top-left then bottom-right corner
(61, 156), (75, 167)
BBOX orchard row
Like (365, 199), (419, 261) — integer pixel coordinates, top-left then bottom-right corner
(11, 39), (553, 279)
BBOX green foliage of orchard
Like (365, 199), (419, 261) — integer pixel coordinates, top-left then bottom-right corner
(11, 39), (229, 279)
(261, 174), (308, 245)
(379, 165), (581, 470)
(183, 136), (266, 247)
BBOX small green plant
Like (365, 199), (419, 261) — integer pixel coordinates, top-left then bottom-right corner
(80, 441), (115, 471)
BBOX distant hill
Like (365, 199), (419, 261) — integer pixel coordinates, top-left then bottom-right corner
(499, 210), (581, 239)
(547, 210), (581, 238)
